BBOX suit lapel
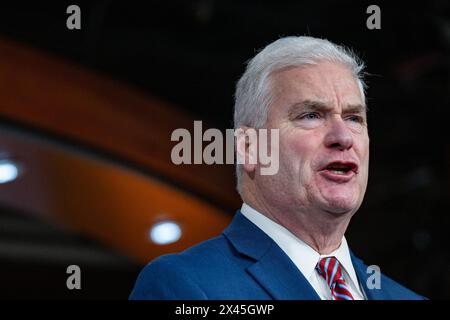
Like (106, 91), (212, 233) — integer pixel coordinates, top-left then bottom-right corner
(247, 242), (321, 299)
(351, 252), (389, 300)
(223, 211), (320, 300)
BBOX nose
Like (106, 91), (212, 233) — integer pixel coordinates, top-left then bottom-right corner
(323, 117), (353, 150)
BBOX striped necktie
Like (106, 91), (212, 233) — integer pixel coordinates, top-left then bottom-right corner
(316, 256), (354, 300)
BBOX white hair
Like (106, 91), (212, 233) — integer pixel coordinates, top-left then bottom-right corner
(233, 36), (367, 194)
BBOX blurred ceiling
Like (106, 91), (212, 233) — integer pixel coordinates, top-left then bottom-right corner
(0, 0), (449, 299)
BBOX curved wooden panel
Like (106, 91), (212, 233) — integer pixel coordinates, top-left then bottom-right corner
(0, 125), (231, 264)
(0, 37), (240, 210)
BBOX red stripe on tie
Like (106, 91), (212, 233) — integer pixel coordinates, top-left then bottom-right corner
(316, 256), (354, 300)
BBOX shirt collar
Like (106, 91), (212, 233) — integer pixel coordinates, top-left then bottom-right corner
(240, 203), (360, 287)
(321, 237), (360, 288)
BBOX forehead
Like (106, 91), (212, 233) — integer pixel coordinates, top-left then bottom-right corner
(269, 61), (364, 108)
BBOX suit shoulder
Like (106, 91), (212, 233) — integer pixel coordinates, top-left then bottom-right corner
(129, 234), (232, 299)
(352, 255), (427, 300)
(143, 234), (230, 269)
(129, 253), (207, 299)
(378, 272), (427, 300)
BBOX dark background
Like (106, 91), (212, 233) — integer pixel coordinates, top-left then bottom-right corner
(0, 0), (449, 299)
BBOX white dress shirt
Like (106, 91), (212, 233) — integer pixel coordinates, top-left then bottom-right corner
(240, 203), (366, 300)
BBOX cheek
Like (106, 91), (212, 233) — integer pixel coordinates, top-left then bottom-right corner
(358, 137), (370, 167)
(280, 133), (319, 176)
(355, 137), (370, 183)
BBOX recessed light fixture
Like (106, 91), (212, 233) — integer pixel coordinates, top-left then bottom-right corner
(149, 220), (182, 245)
(0, 160), (19, 184)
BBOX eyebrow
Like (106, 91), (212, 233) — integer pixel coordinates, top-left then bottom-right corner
(287, 100), (366, 118)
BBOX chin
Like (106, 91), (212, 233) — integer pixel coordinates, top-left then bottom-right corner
(321, 194), (359, 215)
(316, 184), (361, 213)
(324, 202), (355, 215)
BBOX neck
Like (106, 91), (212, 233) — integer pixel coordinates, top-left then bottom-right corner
(243, 188), (351, 255)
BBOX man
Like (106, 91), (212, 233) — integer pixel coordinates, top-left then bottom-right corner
(130, 36), (425, 300)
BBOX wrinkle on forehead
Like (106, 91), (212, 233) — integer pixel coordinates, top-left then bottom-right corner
(269, 62), (364, 113)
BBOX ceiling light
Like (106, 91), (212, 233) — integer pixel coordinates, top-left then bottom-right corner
(0, 160), (19, 184)
(149, 220), (182, 245)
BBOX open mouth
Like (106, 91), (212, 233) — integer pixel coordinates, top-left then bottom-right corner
(321, 161), (358, 175)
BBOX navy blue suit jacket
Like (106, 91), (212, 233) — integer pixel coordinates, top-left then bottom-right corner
(130, 211), (425, 300)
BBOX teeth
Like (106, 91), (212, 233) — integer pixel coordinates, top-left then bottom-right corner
(330, 170), (346, 175)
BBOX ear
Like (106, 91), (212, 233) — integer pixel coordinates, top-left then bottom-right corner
(235, 126), (258, 173)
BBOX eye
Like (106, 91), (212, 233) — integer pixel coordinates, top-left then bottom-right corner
(299, 112), (321, 120)
(346, 115), (364, 123)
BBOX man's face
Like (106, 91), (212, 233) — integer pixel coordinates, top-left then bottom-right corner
(259, 61), (369, 216)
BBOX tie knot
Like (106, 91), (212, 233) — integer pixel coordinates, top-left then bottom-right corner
(316, 256), (354, 300)
(316, 256), (344, 288)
